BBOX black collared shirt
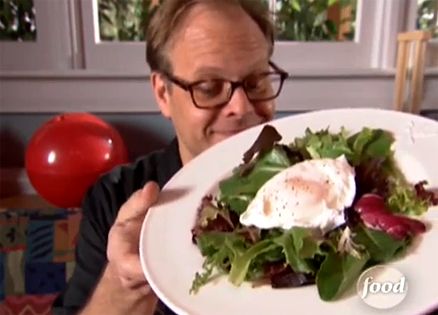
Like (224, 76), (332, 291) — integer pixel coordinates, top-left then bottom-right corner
(52, 138), (182, 315)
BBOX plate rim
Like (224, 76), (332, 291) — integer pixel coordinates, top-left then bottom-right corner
(140, 107), (438, 315)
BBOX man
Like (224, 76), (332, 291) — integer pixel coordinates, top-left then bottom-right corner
(52, 0), (288, 314)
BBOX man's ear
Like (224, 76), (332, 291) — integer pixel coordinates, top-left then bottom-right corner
(151, 72), (171, 118)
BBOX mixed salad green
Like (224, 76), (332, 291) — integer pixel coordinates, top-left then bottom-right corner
(190, 125), (437, 301)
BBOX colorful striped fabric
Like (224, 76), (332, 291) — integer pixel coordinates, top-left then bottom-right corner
(0, 208), (82, 315)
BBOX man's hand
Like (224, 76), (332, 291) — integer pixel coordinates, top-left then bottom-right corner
(107, 181), (160, 290)
(80, 181), (160, 315)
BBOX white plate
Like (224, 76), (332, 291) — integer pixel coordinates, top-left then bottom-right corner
(140, 108), (438, 315)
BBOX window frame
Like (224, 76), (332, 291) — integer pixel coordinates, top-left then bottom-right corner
(80, 0), (148, 73)
(0, 0), (421, 72)
(79, 0), (408, 73)
(1, 0), (437, 114)
(0, 0), (74, 71)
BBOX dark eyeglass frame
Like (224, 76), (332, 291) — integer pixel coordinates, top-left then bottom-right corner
(160, 61), (290, 109)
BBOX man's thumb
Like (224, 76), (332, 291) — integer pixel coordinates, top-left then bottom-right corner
(116, 181), (160, 222)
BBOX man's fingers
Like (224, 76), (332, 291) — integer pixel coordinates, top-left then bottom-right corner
(108, 182), (160, 289)
(118, 254), (147, 284)
(116, 181), (160, 222)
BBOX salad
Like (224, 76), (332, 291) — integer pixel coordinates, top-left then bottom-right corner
(189, 125), (437, 301)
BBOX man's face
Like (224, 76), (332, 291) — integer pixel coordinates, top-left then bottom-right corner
(152, 3), (275, 164)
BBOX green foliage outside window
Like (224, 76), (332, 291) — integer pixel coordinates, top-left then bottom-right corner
(417, 0), (438, 38)
(0, 0), (435, 43)
(98, 0), (161, 41)
(0, 0), (36, 41)
(98, 0), (357, 42)
(274, 0), (357, 41)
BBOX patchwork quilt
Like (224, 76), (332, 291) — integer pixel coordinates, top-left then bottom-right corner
(0, 208), (82, 315)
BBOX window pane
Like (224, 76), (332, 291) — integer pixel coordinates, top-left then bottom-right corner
(274, 0), (357, 41)
(0, 0), (37, 41)
(98, 0), (159, 41)
(417, 0), (438, 38)
(97, 0), (357, 43)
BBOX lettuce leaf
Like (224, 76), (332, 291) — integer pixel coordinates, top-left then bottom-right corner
(352, 224), (408, 263)
(289, 126), (394, 165)
(191, 125), (432, 298)
(291, 127), (353, 160)
(218, 146), (292, 214)
(386, 179), (430, 215)
(273, 227), (323, 274)
(192, 227), (325, 291)
(316, 251), (369, 301)
(190, 232), (247, 294)
(228, 239), (278, 286)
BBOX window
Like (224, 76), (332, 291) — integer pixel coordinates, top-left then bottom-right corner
(415, 0), (438, 68)
(85, 0), (393, 71)
(272, 0), (357, 41)
(416, 0), (437, 38)
(273, 0), (386, 70)
(0, 0), (73, 70)
(0, 0), (436, 113)
(0, 0), (37, 41)
(95, 0), (358, 42)
(0, 0), (421, 72)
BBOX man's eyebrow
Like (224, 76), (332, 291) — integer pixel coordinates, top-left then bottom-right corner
(242, 62), (271, 77)
(192, 66), (226, 77)
(192, 61), (270, 79)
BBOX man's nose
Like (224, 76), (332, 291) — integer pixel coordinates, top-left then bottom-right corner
(222, 87), (254, 116)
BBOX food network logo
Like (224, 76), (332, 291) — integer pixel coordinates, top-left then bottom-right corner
(356, 265), (408, 309)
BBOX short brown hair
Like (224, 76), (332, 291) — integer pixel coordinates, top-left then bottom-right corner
(145, 0), (274, 73)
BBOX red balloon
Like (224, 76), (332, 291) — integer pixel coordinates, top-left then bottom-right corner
(25, 113), (129, 208)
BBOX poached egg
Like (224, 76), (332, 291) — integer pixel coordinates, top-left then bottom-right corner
(239, 155), (356, 233)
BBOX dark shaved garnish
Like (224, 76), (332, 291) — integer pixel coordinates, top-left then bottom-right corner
(191, 196), (235, 244)
(270, 266), (315, 288)
(415, 181), (438, 205)
(354, 157), (389, 199)
(236, 226), (261, 244)
(251, 263), (315, 289)
(242, 125), (282, 164)
(344, 206), (361, 228)
(279, 144), (305, 164)
(239, 125), (283, 176)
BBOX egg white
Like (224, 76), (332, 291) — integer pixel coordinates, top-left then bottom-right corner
(239, 155), (356, 233)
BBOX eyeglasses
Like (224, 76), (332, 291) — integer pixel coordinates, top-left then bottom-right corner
(160, 61), (289, 109)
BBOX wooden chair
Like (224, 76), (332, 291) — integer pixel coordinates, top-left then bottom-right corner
(393, 30), (431, 114)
